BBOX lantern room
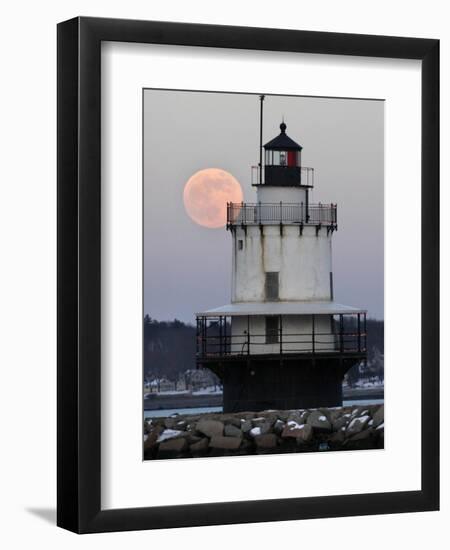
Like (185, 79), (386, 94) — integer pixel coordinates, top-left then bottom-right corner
(263, 122), (308, 187)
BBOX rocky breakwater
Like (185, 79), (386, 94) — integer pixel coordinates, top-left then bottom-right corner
(144, 404), (384, 460)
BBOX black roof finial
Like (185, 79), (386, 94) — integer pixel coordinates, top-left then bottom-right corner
(280, 120), (287, 133)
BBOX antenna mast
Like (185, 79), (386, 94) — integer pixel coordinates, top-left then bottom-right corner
(259, 95), (265, 185)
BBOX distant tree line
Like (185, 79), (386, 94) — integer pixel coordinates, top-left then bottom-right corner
(143, 315), (196, 383)
(143, 315), (384, 385)
(345, 318), (384, 387)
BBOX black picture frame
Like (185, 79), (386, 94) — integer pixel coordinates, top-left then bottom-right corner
(57, 16), (439, 533)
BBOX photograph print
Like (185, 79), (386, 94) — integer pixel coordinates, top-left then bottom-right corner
(143, 89), (384, 460)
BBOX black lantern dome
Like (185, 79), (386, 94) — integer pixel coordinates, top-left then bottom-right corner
(263, 122), (305, 187)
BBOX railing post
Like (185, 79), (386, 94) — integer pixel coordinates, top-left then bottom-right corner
(202, 317), (206, 357)
(357, 313), (361, 352)
(364, 313), (367, 351)
(196, 317), (200, 361)
(339, 314), (344, 353)
(224, 316), (227, 355)
(306, 190), (310, 222)
(258, 201), (261, 224)
(280, 201), (283, 223)
(242, 201), (245, 225)
(312, 314), (315, 353)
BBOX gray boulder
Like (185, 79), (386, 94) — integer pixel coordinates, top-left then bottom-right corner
(350, 428), (374, 442)
(224, 424), (243, 438)
(273, 419), (286, 434)
(332, 415), (350, 432)
(346, 415), (370, 436)
(190, 438), (210, 455)
(295, 424), (313, 443)
(157, 429), (184, 443)
(209, 435), (242, 450)
(185, 433), (203, 445)
(144, 428), (162, 451)
(328, 429), (346, 444)
(255, 433), (278, 449)
(256, 421), (272, 435)
(372, 405), (384, 428)
(196, 419), (224, 438)
(376, 423), (384, 446)
(223, 416), (242, 428)
(327, 409), (343, 424)
(174, 419), (188, 430)
(164, 416), (180, 429)
(345, 428), (377, 450)
(252, 417), (272, 428)
(281, 420), (306, 439)
(241, 419), (253, 434)
(288, 410), (309, 425)
(249, 426), (263, 438)
(157, 438), (188, 458)
(277, 411), (289, 422)
(307, 410), (332, 432)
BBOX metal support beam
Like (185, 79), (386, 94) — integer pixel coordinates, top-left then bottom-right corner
(259, 95), (265, 185)
(247, 315), (250, 355)
(279, 315), (283, 355)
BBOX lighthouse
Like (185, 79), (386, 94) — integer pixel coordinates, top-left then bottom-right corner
(196, 103), (367, 413)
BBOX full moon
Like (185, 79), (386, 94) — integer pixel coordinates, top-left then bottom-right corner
(183, 168), (243, 228)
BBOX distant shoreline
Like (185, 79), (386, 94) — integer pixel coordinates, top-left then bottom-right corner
(143, 386), (384, 411)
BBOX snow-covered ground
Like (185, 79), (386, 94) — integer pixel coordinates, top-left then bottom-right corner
(144, 385), (223, 398)
(342, 379), (384, 389)
(192, 387), (223, 396)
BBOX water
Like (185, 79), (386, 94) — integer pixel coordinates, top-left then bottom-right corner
(144, 398), (383, 419)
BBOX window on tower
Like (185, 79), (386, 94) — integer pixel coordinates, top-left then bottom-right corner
(238, 239), (243, 250)
(265, 272), (279, 301)
(265, 316), (279, 344)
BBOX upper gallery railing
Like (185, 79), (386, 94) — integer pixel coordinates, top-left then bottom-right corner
(227, 202), (337, 228)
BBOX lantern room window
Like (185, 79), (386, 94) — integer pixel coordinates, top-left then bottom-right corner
(265, 149), (300, 167)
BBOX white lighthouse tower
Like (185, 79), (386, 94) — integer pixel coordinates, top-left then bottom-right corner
(196, 102), (367, 413)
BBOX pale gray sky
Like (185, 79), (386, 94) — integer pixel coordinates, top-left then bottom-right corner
(144, 90), (384, 323)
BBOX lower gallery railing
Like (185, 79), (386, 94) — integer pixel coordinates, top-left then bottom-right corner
(196, 313), (367, 363)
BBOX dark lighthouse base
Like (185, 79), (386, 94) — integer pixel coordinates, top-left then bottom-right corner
(207, 356), (360, 413)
